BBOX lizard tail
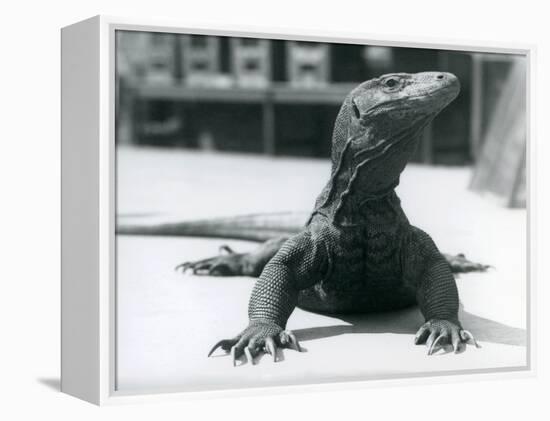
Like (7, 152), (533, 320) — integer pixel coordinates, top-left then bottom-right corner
(116, 211), (306, 242)
(117, 212), (490, 272)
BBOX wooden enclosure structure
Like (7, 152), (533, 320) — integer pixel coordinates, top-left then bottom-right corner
(116, 31), (526, 178)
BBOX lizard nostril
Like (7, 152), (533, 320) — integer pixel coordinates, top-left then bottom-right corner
(436, 74), (445, 80)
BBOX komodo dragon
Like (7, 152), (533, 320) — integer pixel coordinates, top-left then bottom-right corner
(118, 72), (488, 365)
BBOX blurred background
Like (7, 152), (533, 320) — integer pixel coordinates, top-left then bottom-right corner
(115, 30), (527, 208)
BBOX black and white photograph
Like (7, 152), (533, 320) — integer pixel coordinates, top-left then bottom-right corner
(113, 30), (527, 393)
(4, 0), (550, 416)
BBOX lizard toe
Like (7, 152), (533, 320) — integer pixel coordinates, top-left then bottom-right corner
(279, 330), (302, 352)
(416, 319), (480, 355)
(175, 253), (246, 276)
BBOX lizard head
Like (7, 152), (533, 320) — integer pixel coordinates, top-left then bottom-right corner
(317, 72), (460, 223)
(347, 71), (460, 151)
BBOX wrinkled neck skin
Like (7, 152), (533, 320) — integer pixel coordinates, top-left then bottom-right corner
(311, 98), (435, 227)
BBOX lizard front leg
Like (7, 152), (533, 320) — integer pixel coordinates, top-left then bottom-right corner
(406, 227), (480, 355)
(208, 231), (327, 365)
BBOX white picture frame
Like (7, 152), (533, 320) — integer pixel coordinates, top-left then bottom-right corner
(61, 15), (535, 405)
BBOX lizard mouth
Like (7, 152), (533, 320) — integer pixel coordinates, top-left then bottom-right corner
(417, 73), (461, 106)
(400, 76), (460, 113)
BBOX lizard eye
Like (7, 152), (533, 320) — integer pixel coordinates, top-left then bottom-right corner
(385, 78), (398, 88)
(352, 101), (361, 119)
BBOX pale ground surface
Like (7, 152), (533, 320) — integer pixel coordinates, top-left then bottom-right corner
(116, 146), (527, 394)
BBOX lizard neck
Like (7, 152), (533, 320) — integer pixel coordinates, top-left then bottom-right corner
(307, 72), (459, 227)
(311, 127), (422, 226)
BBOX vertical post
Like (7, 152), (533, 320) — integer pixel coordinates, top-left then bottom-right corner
(509, 146), (526, 208)
(174, 100), (185, 147)
(470, 53), (483, 162)
(262, 96), (275, 155)
(420, 122), (433, 164)
(131, 95), (141, 145)
(117, 79), (135, 145)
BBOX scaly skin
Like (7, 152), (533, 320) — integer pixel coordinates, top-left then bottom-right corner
(179, 72), (481, 364)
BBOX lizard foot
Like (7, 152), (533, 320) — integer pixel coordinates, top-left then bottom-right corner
(175, 245), (255, 276)
(414, 319), (480, 355)
(207, 320), (302, 366)
(444, 253), (491, 273)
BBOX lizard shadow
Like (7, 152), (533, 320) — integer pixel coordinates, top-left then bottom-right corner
(293, 303), (526, 348)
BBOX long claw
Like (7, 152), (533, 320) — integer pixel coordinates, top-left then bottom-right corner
(265, 337), (277, 362)
(425, 331), (438, 350)
(176, 256), (220, 274)
(207, 339), (235, 357)
(219, 245), (234, 255)
(176, 258), (213, 273)
(174, 262), (190, 273)
(451, 329), (460, 353)
(428, 334), (445, 355)
(461, 330), (481, 348)
(244, 347), (255, 365)
(288, 332), (302, 352)
(207, 340), (224, 357)
(414, 324), (430, 345)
